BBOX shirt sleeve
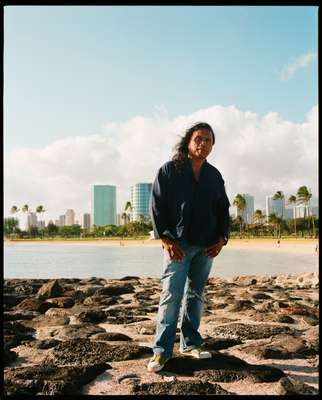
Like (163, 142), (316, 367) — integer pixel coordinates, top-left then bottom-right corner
(217, 178), (231, 244)
(150, 165), (175, 240)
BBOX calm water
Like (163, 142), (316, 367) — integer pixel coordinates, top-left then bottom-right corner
(3, 243), (318, 279)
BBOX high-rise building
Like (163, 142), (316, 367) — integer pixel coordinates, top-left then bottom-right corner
(55, 219), (60, 227)
(234, 193), (254, 224)
(312, 206), (319, 217)
(266, 195), (285, 221)
(27, 212), (38, 229)
(130, 183), (152, 221)
(59, 215), (66, 227)
(37, 221), (46, 228)
(92, 185), (116, 226)
(65, 209), (75, 226)
(83, 213), (91, 230)
(293, 204), (318, 219)
(284, 208), (293, 220)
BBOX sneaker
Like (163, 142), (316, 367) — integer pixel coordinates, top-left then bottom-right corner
(147, 353), (171, 372)
(180, 346), (212, 359)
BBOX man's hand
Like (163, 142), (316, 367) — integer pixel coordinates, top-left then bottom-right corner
(161, 237), (185, 261)
(204, 238), (226, 258)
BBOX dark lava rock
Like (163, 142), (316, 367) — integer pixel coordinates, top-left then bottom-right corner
(104, 308), (151, 324)
(119, 276), (140, 281)
(130, 380), (231, 395)
(15, 298), (53, 314)
(208, 323), (298, 340)
(83, 295), (117, 307)
(4, 363), (111, 395)
(46, 297), (75, 308)
(46, 323), (106, 340)
(277, 315), (296, 324)
(3, 294), (29, 308)
(239, 334), (318, 359)
(300, 315), (319, 326)
(4, 348), (18, 367)
(75, 308), (107, 323)
(164, 352), (284, 383)
(83, 277), (106, 285)
(229, 300), (255, 312)
(43, 338), (152, 366)
(232, 276), (257, 286)
(251, 291), (272, 300)
(23, 339), (62, 349)
(194, 363), (284, 383)
(37, 280), (63, 299)
(23, 314), (70, 328)
(276, 377), (319, 395)
(4, 321), (36, 337)
(203, 337), (243, 350)
(283, 304), (319, 318)
(95, 282), (135, 296)
(90, 332), (133, 341)
(78, 285), (104, 297)
(4, 310), (40, 321)
(212, 302), (228, 310)
(63, 290), (86, 303)
(4, 334), (21, 350)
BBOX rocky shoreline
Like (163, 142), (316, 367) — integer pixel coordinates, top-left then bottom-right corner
(3, 272), (319, 395)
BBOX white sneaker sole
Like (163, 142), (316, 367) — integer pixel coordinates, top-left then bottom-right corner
(147, 362), (166, 372)
(180, 351), (212, 359)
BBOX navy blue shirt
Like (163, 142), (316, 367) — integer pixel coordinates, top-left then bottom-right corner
(150, 159), (231, 247)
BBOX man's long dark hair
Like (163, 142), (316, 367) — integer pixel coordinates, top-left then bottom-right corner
(172, 122), (215, 172)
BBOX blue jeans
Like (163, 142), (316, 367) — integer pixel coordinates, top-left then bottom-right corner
(152, 239), (213, 358)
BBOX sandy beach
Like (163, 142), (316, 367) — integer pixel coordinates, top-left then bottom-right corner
(5, 238), (319, 254)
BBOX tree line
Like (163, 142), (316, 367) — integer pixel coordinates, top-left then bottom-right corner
(4, 201), (152, 239)
(232, 186), (318, 238)
(4, 188), (319, 240)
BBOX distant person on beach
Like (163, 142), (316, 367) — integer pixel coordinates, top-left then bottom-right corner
(147, 122), (230, 372)
(315, 244), (318, 253)
(277, 239), (280, 248)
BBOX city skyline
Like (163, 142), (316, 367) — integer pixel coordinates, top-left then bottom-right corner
(7, 184), (319, 229)
(4, 6), (318, 223)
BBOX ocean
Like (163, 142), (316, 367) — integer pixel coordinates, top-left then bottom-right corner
(4, 242), (318, 279)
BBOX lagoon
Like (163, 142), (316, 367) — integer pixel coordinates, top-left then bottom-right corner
(4, 242), (318, 279)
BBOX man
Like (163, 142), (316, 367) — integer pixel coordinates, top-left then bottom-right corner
(148, 122), (230, 372)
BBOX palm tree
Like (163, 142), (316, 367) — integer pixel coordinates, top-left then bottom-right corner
(233, 194), (246, 237)
(10, 205), (20, 215)
(22, 204), (30, 214)
(10, 206), (20, 234)
(268, 213), (278, 238)
(21, 204), (30, 231)
(253, 209), (264, 236)
(273, 191), (285, 219)
(121, 212), (128, 225)
(124, 201), (132, 223)
(297, 186), (315, 237)
(288, 195), (297, 236)
(36, 205), (46, 229)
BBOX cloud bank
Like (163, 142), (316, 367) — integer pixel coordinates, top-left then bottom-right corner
(280, 51), (317, 81)
(4, 104), (318, 226)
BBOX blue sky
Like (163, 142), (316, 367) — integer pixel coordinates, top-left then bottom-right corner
(4, 6), (318, 223)
(5, 6), (317, 152)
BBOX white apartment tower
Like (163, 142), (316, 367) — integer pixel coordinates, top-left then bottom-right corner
(65, 209), (75, 226)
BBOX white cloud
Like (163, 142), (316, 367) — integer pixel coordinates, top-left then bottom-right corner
(280, 51), (317, 80)
(4, 104), (318, 227)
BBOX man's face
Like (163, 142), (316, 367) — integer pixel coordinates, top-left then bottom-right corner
(187, 129), (214, 160)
